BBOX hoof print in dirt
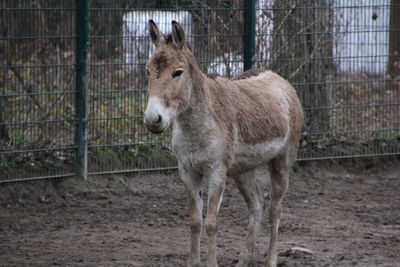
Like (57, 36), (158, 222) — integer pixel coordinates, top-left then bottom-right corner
(279, 247), (314, 259)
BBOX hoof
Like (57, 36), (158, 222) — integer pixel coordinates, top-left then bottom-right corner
(236, 255), (251, 267)
(187, 258), (200, 267)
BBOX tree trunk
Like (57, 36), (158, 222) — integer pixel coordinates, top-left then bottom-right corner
(0, 96), (10, 143)
(388, 0), (400, 77)
(270, 0), (334, 133)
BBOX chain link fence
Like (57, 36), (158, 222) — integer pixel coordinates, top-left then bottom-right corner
(1, 0), (399, 183)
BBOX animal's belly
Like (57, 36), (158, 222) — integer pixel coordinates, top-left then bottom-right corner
(228, 138), (286, 175)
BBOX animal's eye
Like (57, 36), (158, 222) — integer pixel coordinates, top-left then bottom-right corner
(172, 69), (183, 78)
(146, 68), (150, 76)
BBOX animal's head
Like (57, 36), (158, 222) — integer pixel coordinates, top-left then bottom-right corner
(144, 20), (194, 134)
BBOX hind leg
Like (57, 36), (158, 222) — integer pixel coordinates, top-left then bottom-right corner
(232, 170), (264, 267)
(266, 155), (290, 267)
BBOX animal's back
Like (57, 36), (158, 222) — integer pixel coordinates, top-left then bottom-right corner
(231, 71), (302, 144)
(209, 70), (303, 173)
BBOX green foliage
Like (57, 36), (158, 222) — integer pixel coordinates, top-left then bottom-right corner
(90, 144), (177, 171)
(12, 133), (25, 145)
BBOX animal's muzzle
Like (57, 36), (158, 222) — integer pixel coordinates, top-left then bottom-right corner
(144, 96), (171, 134)
(144, 114), (165, 134)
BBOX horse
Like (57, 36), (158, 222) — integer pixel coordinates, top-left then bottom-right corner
(143, 20), (304, 267)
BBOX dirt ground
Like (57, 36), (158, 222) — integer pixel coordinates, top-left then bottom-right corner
(1, 158), (400, 267)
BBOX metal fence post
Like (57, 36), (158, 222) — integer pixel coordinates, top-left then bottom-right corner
(75, 0), (89, 180)
(243, 0), (256, 71)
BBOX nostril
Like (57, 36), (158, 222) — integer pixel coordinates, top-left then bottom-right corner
(155, 115), (162, 125)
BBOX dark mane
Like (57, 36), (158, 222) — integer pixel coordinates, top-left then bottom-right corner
(207, 73), (220, 79)
(206, 69), (263, 81)
(231, 69), (264, 81)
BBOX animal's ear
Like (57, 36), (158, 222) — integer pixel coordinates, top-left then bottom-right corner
(148, 20), (165, 47)
(171, 21), (185, 49)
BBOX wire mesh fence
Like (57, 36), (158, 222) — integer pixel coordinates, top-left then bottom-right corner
(0, 1), (77, 182)
(1, 0), (399, 182)
(256, 0), (400, 160)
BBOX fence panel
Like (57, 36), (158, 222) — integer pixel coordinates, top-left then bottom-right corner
(0, 0), (399, 182)
(255, 0), (400, 160)
(0, 1), (77, 182)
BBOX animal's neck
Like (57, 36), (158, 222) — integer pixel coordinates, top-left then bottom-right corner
(176, 65), (214, 129)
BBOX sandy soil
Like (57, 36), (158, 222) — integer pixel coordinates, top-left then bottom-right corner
(1, 158), (399, 267)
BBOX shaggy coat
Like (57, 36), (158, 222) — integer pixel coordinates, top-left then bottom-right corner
(144, 20), (304, 267)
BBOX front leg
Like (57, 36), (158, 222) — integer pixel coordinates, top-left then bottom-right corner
(204, 167), (227, 267)
(179, 166), (203, 267)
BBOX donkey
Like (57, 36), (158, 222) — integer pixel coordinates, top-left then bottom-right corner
(143, 20), (304, 267)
